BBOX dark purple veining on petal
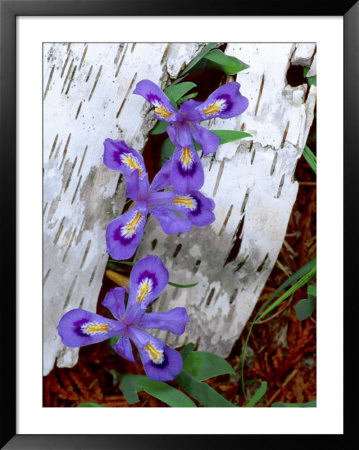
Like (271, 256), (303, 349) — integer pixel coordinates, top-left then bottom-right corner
(113, 227), (137, 246)
(177, 160), (197, 177)
(136, 270), (158, 290)
(216, 94), (233, 113)
(151, 352), (169, 369)
(74, 318), (90, 337)
(189, 193), (202, 217)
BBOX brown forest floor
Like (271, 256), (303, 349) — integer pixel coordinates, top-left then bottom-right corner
(43, 145), (316, 408)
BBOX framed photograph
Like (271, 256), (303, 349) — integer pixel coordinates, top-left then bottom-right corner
(1, 0), (356, 448)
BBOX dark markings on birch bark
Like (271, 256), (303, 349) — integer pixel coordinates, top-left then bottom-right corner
(85, 65), (93, 82)
(75, 101), (82, 120)
(240, 188), (250, 214)
(66, 43), (72, 53)
(43, 202), (48, 217)
(115, 72), (138, 119)
(59, 133), (72, 170)
(61, 59), (74, 94)
(193, 259), (201, 274)
(77, 146), (88, 176)
(88, 264), (98, 286)
(65, 65), (77, 95)
(61, 52), (70, 78)
(281, 121), (290, 148)
(208, 152), (217, 172)
(250, 148), (256, 165)
(224, 215), (245, 266)
(173, 243), (182, 258)
(270, 152), (278, 176)
(151, 239), (157, 250)
(257, 252), (269, 272)
(218, 204), (233, 237)
(43, 269), (51, 286)
(248, 141), (254, 153)
(54, 138), (63, 160)
(43, 64), (55, 100)
(276, 174), (286, 199)
(49, 134), (59, 159)
(79, 45), (88, 70)
(212, 159), (225, 197)
(160, 44), (171, 65)
(79, 297), (85, 309)
(64, 157), (78, 193)
(234, 254), (249, 273)
(115, 44), (128, 77)
(131, 43), (136, 53)
(80, 240), (92, 269)
(114, 44), (125, 65)
(229, 288), (238, 305)
(64, 275), (78, 309)
(63, 227), (77, 262)
(71, 175), (82, 204)
(54, 216), (66, 245)
(89, 65), (103, 101)
(254, 73), (265, 116)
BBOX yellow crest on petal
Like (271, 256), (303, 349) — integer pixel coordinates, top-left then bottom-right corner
(181, 147), (193, 169)
(84, 322), (109, 335)
(136, 278), (152, 303)
(202, 100), (224, 116)
(122, 211), (144, 238)
(121, 153), (143, 176)
(145, 342), (164, 364)
(173, 195), (196, 211)
(154, 104), (172, 119)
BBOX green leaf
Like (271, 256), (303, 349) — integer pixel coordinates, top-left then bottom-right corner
(183, 351), (235, 381)
(211, 130), (252, 144)
(179, 43), (218, 76)
(120, 374), (196, 407)
(271, 400), (316, 407)
(176, 370), (236, 407)
(108, 259), (135, 266)
(160, 138), (175, 166)
(108, 335), (120, 347)
(106, 261), (128, 273)
(303, 145), (317, 173)
(164, 82), (197, 106)
(150, 120), (169, 135)
(180, 343), (195, 361)
(168, 281), (198, 288)
(255, 264), (316, 322)
(77, 402), (104, 407)
(304, 67), (316, 86)
(177, 92), (198, 104)
(307, 284), (316, 297)
(295, 297), (316, 321)
(246, 381), (268, 407)
(204, 49), (249, 75)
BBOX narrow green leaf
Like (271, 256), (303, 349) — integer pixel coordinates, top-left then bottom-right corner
(295, 297), (316, 321)
(241, 257), (316, 402)
(176, 370), (236, 407)
(164, 82), (197, 105)
(160, 138), (175, 166)
(307, 75), (316, 86)
(271, 400), (316, 407)
(108, 259), (135, 266)
(204, 49), (249, 75)
(256, 265), (316, 322)
(307, 284), (316, 297)
(120, 374), (196, 407)
(211, 130), (252, 144)
(303, 145), (317, 174)
(179, 43), (218, 76)
(168, 281), (198, 288)
(77, 402), (104, 407)
(150, 120), (169, 135)
(180, 343), (195, 361)
(106, 261), (128, 273)
(108, 335), (120, 347)
(177, 92), (198, 104)
(246, 381), (268, 407)
(183, 351), (235, 381)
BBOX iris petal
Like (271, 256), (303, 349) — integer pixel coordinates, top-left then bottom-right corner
(128, 328), (183, 381)
(171, 144), (204, 193)
(57, 309), (124, 348)
(112, 335), (137, 363)
(151, 207), (192, 234)
(106, 208), (147, 260)
(133, 80), (177, 123)
(191, 125), (220, 156)
(170, 191), (215, 227)
(103, 139), (146, 179)
(102, 287), (126, 320)
(139, 307), (189, 335)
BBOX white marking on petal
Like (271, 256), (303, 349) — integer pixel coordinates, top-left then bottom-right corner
(82, 321), (109, 335)
(202, 99), (226, 117)
(121, 211), (144, 238)
(145, 342), (164, 364)
(136, 277), (153, 303)
(173, 195), (197, 211)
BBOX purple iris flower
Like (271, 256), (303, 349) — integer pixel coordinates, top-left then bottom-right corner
(58, 255), (189, 381)
(103, 139), (215, 260)
(133, 79), (248, 193)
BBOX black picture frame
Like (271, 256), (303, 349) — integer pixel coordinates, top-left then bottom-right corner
(1, 0), (357, 448)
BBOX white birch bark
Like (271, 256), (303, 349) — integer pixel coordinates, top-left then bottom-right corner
(43, 43), (204, 375)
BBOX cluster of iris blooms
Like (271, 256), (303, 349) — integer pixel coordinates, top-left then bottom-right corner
(58, 79), (248, 381)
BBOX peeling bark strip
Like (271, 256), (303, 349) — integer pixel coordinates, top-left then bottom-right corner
(43, 43), (204, 375)
(135, 43), (316, 358)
